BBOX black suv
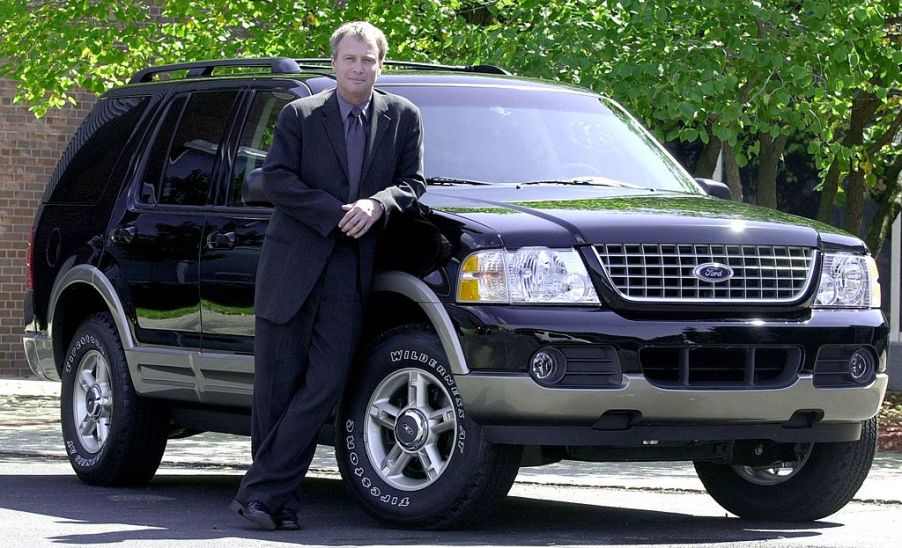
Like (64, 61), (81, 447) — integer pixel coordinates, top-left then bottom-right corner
(23, 58), (888, 528)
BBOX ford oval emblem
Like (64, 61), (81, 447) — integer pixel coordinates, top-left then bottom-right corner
(693, 263), (734, 283)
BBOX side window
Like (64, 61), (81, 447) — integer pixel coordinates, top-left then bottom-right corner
(228, 90), (294, 206)
(142, 96), (186, 204)
(141, 90), (238, 206)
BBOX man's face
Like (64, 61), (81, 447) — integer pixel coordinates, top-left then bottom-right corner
(332, 35), (382, 104)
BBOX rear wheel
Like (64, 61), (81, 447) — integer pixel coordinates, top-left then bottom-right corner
(694, 418), (877, 521)
(336, 325), (522, 529)
(60, 312), (168, 486)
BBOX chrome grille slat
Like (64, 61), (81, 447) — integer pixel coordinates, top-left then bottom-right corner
(595, 244), (816, 303)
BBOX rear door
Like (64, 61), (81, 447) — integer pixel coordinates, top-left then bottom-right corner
(106, 86), (240, 364)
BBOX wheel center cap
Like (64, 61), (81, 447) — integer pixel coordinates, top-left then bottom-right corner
(394, 408), (428, 451)
(86, 385), (103, 419)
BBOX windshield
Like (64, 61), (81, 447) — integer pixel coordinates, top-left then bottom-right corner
(386, 85), (700, 193)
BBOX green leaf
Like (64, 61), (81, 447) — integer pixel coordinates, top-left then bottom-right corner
(714, 125), (735, 142)
(679, 102), (695, 120)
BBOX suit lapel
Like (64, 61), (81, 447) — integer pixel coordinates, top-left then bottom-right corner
(320, 91), (350, 183)
(362, 92), (392, 184)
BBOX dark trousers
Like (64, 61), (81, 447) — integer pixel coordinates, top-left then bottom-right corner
(236, 239), (363, 512)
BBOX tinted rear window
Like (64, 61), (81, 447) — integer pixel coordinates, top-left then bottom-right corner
(45, 96), (150, 204)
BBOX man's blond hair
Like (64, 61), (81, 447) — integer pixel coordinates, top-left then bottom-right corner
(330, 21), (388, 63)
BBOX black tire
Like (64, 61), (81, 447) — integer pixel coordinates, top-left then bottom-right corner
(336, 325), (522, 529)
(694, 417), (877, 521)
(60, 312), (168, 486)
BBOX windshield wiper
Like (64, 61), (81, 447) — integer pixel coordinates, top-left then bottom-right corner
(427, 176), (494, 186)
(518, 176), (644, 189)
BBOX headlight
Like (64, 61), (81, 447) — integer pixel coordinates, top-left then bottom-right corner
(813, 253), (880, 308)
(457, 247), (600, 304)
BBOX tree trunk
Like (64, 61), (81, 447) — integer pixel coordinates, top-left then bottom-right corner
(816, 159), (842, 224)
(756, 133), (788, 210)
(816, 90), (881, 226)
(841, 91), (880, 235)
(722, 144), (743, 202)
(694, 135), (722, 179)
(864, 156), (902, 258)
(844, 166), (867, 236)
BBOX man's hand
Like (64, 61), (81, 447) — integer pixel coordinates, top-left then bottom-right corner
(339, 199), (384, 239)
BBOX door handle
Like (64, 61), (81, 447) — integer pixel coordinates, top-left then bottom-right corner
(206, 231), (237, 249)
(110, 225), (136, 244)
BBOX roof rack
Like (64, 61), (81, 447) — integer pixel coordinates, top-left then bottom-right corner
(130, 57), (510, 84)
(294, 58), (511, 75)
(129, 58), (314, 84)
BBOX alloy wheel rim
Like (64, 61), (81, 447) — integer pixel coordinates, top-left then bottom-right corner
(732, 443), (813, 486)
(72, 350), (113, 454)
(364, 368), (458, 491)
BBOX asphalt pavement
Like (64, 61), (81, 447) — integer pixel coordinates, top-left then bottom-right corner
(2, 377), (900, 504)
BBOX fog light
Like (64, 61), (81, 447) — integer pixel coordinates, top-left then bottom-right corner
(848, 349), (875, 383)
(529, 347), (566, 384)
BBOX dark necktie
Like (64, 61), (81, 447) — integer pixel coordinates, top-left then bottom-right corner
(346, 106), (365, 201)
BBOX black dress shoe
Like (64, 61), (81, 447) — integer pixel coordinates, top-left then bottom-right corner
(275, 508), (301, 530)
(229, 499), (276, 530)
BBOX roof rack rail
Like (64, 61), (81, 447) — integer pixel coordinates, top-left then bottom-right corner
(130, 57), (511, 84)
(130, 58), (308, 84)
(294, 58), (511, 75)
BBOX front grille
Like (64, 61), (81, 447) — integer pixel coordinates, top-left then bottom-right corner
(595, 244), (815, 303)
(639, 346), (801, 388)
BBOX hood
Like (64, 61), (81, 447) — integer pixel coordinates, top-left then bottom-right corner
(422, 186), (864, 252)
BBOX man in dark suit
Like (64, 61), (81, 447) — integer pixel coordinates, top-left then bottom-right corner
(230, 21), (425, 530)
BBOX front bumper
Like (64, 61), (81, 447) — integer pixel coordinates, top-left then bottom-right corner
(457, 372), (886, 444)
(449, 305), (888, 446)
(22, 331), (58, 381)
(459, 372), (887, 424)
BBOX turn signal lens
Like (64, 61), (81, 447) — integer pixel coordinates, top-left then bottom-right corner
(457, 250), (508, 303)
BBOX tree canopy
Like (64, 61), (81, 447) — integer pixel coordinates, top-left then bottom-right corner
(1, 0), (899, 251)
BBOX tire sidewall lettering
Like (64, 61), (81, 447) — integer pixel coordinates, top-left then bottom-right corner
(63, 334), (106, 375)
(61, 325), (111, 471)
(344, 416), (415, 509)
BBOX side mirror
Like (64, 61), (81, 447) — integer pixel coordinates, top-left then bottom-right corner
(695, 178), (732, 200)
(241, 168), (272, 207)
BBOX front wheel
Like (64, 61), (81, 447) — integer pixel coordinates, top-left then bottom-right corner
(694, 417), (877, 521)
(336, 325), (522, 529)
(60, 312), (168, 486)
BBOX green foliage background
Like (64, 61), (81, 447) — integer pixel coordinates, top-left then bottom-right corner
(1, 0), (899, 250)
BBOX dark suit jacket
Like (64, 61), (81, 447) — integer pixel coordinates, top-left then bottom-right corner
(255, 88), (425, 324)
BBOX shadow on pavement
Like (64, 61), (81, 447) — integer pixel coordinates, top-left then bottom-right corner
(0, 473), (838, 545)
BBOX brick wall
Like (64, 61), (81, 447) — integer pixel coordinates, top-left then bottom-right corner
(0, 79), (97, 377)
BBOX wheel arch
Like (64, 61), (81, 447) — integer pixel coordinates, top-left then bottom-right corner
(369, 271), (469, 375)
(49, 264), (136, 379)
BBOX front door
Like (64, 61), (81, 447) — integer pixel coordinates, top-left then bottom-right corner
(198, 87), (299, 405)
